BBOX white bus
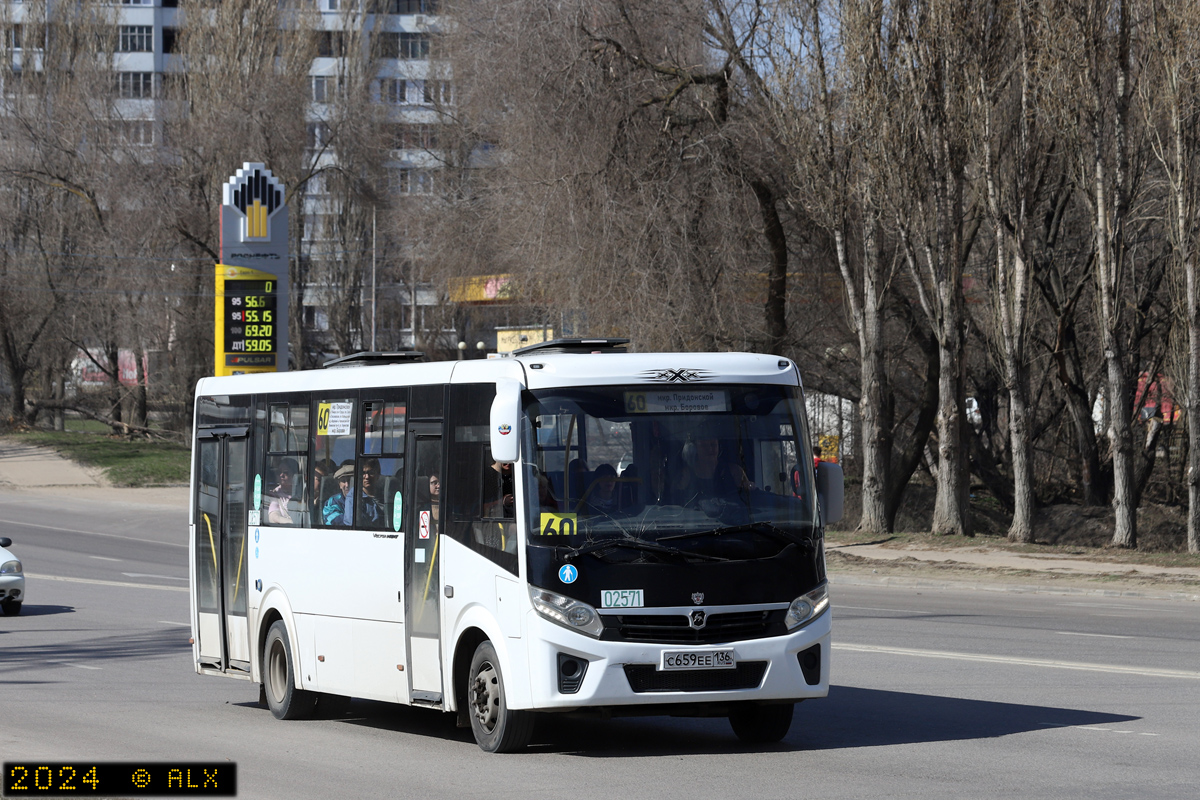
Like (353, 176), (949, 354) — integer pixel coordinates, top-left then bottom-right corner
(188, 339), (843, 752)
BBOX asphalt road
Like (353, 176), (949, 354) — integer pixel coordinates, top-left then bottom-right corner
(2, 489), (1199, 799)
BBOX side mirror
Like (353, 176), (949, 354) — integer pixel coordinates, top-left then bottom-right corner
(0, 537), (11, 548)
(489, 379), (522, 464)
(815, 461), (844, 525)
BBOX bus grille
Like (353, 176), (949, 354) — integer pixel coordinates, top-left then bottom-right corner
(603, 610), (782, 644)
(623, 662), (768, 693)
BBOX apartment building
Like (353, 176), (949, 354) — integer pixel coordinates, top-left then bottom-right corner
(1, 0), (450, 356)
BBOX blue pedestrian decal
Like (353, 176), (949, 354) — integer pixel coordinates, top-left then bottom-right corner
(558, 564), (578, 584)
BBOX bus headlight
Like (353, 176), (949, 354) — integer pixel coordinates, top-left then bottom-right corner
(785, 583), (829, 630)
(0, 560), (21, 575)
(529, 586), (604, 638)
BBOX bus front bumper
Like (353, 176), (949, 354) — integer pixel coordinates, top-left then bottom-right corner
(523, 609), (831, 711)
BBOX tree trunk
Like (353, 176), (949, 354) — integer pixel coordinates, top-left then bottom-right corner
(931, 313), (969, 537)
(134, 348), (149, 429)
(751, 180), (788, 356)
(857, 217), (890, 535)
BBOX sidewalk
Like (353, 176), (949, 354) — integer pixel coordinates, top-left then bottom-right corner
(827, 541), (1200, 600)
(0, 436), (188, 506)
(0, 436), (104, 487)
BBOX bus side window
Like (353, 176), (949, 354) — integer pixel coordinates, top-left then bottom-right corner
(263, 398), (310, 527)
(361, 396), (406, 531)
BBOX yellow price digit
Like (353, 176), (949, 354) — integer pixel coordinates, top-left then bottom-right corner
(540, 512), (577, 536)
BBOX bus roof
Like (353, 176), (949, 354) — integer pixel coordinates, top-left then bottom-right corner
(194, 351), (801, 398)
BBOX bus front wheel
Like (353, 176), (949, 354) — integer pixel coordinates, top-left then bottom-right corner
(467, 640), (533, 752)
(729, 702), (794, 743)
(263, 621), (315, 720)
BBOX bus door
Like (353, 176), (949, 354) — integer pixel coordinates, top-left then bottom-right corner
(404, 423), (444, 703)
(194, 429), (252, 675)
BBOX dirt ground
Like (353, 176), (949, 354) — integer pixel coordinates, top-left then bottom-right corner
(833, 480), (1192, 551)
(826, 481), (1200, 596)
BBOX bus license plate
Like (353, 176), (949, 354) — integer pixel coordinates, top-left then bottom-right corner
(660, 649), (736, 671)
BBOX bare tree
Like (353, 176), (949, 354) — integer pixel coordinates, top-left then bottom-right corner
(1143, 0), (1200, 552)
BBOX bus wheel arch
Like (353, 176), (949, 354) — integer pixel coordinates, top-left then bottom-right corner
(256, 608), (284, 684)
(452, 627), (489, 728)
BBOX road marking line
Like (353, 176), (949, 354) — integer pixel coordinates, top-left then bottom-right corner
(159, 621), (191, 627)
(27, 573), (187, 592)
(1039, 723), (1159, 736)
(89, 556), (122, 562)
(1055, 631), (1132, 639)
(1059, 602), (1184, 613)
(837, 605), (931, 614)
(0, 517), (186, 548)
(833, 642), (1200, 680)
(122, 573), (188, 581)
(47, 660), (102, 671)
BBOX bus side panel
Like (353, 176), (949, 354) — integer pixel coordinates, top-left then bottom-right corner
(354, 619), (407, 705)
(254, 526), (407, 701)
(441, 537), (530, 712)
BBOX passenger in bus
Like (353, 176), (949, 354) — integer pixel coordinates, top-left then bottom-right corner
(425, 474), (441, 526)
(267, 457), (301, 525)
(322, 463), (356, 526)
(675, 437), (752, 509)
(536, 468), (559, 511)
(311, 457), (336, 517)
(358, 458), (386, 528)
(482, 454), (515, 518)
(580, 463), (620, 515)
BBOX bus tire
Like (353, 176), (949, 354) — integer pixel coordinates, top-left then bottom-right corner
(467, 640), (533, 752)
(1, 600), (21, 616)
(263, 620), (315, 720)
(729, 702), (794, 743)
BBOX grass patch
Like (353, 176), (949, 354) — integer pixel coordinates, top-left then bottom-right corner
(12, 430), (190, 487)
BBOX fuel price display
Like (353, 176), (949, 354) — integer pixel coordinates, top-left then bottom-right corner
(225, 279), (277, 361)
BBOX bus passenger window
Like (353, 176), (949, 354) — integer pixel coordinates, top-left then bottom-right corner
(362, 398), (406, 531)
(264, 455), (309, 527)
(312, 397), (357, 528)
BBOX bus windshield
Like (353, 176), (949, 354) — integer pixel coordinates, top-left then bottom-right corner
(524, 384), (817, 561)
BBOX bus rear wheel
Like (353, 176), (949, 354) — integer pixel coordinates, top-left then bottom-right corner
(467, 641), (533, 752)
(729, 702), (794, 743)
(263, 621), (315, 720)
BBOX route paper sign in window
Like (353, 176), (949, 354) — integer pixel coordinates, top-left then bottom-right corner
(317, 402), (354, 436)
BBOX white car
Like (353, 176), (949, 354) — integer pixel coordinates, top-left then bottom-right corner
(0, 537), (24, 616)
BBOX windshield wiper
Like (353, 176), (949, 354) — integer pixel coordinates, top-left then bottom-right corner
(564, 538), (728, 563)
(658, 522), (816, 549)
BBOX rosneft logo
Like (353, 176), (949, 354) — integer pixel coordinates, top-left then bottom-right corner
(223, 163), (284, 242)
